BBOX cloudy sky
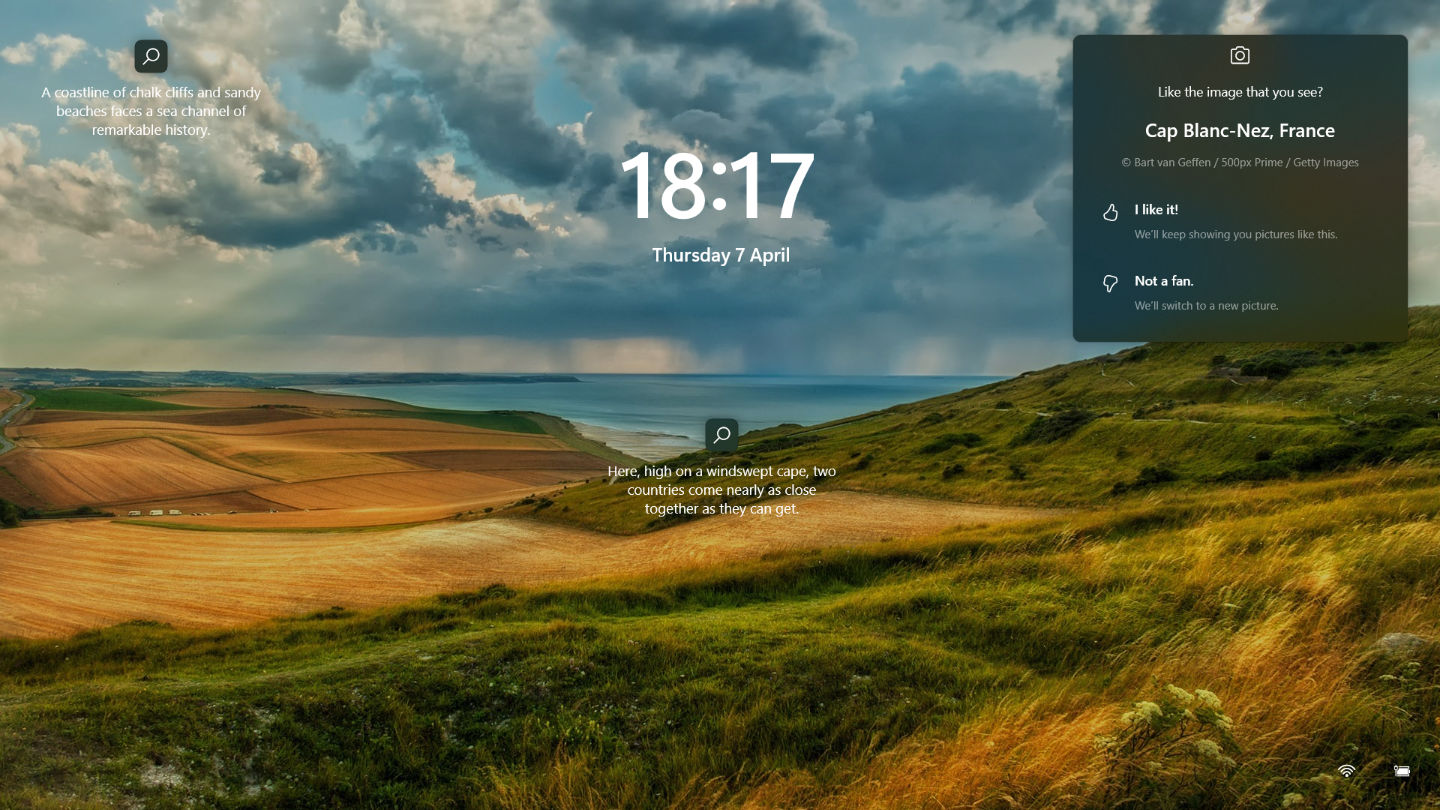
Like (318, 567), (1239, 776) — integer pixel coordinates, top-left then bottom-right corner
(1, 0), (1438, 375)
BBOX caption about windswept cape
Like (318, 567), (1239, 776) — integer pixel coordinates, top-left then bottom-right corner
(608, 464), (835, 518)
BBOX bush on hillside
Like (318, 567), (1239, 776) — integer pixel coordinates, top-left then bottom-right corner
(1234, 349), (1325, 380)
(1216, 433), (1421, 483)
(1112, 465), (1179, 495)
(1344, 413), (1426, 436)
(1133, 400), (1177, 419)
(919, 432), (983, 454)
(0, 499), (20, 528)
(437, 583), (517, 607)
(1013, 408), (1097, 445)
(1273, 443), (1367, 473)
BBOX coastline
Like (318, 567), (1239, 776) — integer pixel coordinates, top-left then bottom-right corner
(305, 375), (1006, 462)
(571, 421), (694, 462)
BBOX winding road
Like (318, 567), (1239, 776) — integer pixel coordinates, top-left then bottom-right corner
(0, 391), (32, 455)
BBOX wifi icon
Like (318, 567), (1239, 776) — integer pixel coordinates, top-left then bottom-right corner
(1338, 764), (1357, 779)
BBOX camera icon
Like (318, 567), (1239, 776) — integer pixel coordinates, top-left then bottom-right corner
(1230, 45), (1250, 66)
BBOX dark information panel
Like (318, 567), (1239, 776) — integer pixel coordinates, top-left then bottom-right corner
(1073, 36), (1407, 342)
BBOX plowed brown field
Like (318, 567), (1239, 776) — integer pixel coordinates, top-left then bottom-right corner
(390, 449), (609, 473)
(250, 470), (540, 510)
(0, 492), (1058, 637)
(3, 440), (266, 506)
(0, 389), (606, 521)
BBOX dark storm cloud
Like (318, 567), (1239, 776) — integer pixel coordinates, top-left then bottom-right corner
(1054, 52), (1073, 107)
(301, 38), (372, 90)
(393, 60), (583, 187)
(257, 150), (306, 185)
(896, 0), (1118, 35)
(296, 0), (382, 90)
(365, 89), (447, 150)
(572, 154), (618, 213)
(1093, 11), (1126, 34)
(609, 141), (682, 214)
(619, 64), (738, 119)
(1147, 0), (1227, 33)
(902, 0), (1056, 29)
(749, 92), (885, 246)
(1261, 0), (1439, 34)
(162, 147), (464, 249)
(545, 0), (847, 72)
(996, 0), (1059, 33)
(624, 62), (1065, 245)
(855, 64), (1066, 204)
(872, 0), (1129, 36)
(1032, 171), (1071, 245)
(488, 209), (532, 230)
(439, 77), (581, 187)
(648, 90), (887, 246)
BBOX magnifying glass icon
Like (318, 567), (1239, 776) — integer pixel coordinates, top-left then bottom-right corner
(135, 40), (166, 73)
(705, 418), (738, 451)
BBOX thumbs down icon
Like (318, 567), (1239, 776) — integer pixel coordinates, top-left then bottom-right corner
(1103, 275), (1118, 293)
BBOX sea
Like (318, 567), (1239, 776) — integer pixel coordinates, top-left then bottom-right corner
(311, 374), (1004, 460)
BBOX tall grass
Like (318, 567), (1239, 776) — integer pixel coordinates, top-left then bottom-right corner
(1, 469), (1438, 806)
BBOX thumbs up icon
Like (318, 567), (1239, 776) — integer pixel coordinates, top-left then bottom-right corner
(1102, 203), (1119, 222)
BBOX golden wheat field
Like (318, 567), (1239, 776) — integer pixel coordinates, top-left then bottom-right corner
(0, 491), (1051, 637)
(0, 388), (1065, 637)
(3, 439), (267, 506)
(0, 390), (604, 523)
(249, 469), (542, 509)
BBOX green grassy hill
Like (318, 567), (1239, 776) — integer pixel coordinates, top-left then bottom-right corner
(25, 389), (197, 412)
(537, 307), (1440, 533)
(2, 310), (1439, 808)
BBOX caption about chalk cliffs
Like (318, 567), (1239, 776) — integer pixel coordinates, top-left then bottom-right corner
(46, 84), (262, 141)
